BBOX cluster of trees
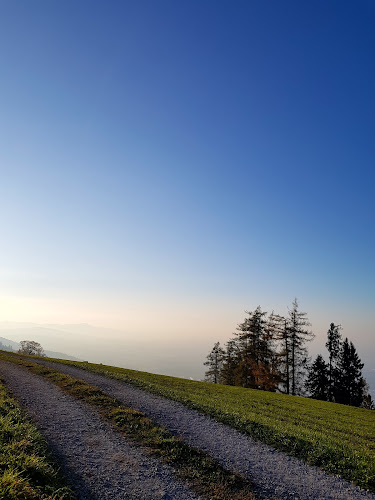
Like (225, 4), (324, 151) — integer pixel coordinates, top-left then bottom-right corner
(204, 300), (372, 408)
(204, 299), (313, 396)
(306, 324), (373, 408)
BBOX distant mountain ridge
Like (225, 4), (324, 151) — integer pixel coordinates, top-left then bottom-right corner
(0, 336), (81, 362)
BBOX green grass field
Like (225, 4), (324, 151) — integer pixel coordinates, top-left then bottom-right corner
(0, 376), (73, 499)
(54, 358), (375, 492)
(0, 353), (256, 500)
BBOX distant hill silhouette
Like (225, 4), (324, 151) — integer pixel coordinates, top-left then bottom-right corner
(0, 337), (19, 351)
(0, 336), (81, 362)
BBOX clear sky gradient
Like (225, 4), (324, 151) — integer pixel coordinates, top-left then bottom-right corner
(0, 1), (374, 378)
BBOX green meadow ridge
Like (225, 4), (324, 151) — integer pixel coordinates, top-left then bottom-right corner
(2, 350), (375, 493)
(53, 357), (375, 492)
(0, 353), (256, 500)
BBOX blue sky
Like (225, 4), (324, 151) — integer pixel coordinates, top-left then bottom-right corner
(0, 1), (374, 376)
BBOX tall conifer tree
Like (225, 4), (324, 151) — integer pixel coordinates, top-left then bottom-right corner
(325, 323), (342, 402)
(305, 354), (329, 400)
(234, 306), (278, 389)
(335, 338), (365, 407)
(204, 342), (225, 384)
(284, 299), (314, 395)
(220, 340), (239, 386)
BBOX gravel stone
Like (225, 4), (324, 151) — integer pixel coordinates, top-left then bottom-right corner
(33, 358), (375, 500)
(0, 361), (198, 500)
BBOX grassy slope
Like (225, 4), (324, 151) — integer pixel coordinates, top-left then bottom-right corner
(51, 358), (375, 492)
(0, 377), (73, 500)
(0, 353), (256, 500)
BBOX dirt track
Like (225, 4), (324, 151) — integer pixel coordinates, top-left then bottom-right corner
(28, 358), (375, 500)
(2, 357), (375, 500)
(0, 360), (197, 500)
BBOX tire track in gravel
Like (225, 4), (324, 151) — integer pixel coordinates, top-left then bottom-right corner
(0, 361), (198, 500)
(33, 358), (375, 500)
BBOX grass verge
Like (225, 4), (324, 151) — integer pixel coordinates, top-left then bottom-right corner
(32, 356), (375, 493)
(0, 375), (73, 500)
(0, 353), (258, 500)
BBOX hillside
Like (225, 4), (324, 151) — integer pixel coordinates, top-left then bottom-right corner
(2, 351), (374, 500)
(0, 336), (81, 362)
(52, 358), (375, 492)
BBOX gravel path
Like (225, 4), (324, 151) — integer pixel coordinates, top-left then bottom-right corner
(33, 358), (375, 500)
(0, 361), (198, 500)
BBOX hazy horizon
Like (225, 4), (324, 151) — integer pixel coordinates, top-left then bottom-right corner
(0, 315), (373, 391)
